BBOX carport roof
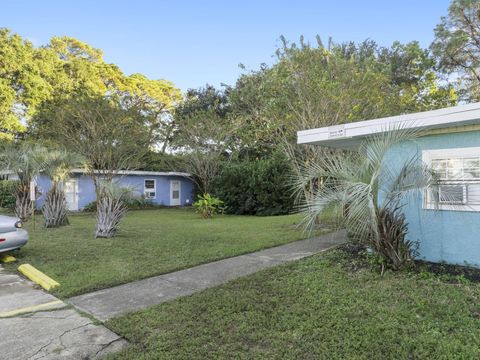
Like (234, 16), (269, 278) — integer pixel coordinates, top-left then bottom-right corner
(297, 102), (480, 150)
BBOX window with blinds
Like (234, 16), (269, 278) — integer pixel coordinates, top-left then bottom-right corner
(423, 148), (480, 211)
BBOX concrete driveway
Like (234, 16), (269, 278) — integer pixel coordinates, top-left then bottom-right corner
(0, 265), (126, 360)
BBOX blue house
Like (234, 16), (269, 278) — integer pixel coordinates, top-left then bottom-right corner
(298, 102), (480, 268)
(35, 169), (194, 211)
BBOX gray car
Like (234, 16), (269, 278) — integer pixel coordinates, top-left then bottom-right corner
(0, 215), (28, 253)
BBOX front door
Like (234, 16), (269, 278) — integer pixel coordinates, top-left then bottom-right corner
(170, 180), (181, 206)
(64, 179), (79, 211)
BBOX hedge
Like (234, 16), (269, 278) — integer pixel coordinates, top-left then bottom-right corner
(214, 151), (295, 216)
(0, 180), (17, 209)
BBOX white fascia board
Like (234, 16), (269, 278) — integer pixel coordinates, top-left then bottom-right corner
(297, 102), (480, 148)
(71, 169), (191, 177)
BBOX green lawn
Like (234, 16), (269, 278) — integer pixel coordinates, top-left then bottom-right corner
(106, 248), (480, 360)
(5, 208), (320, 298)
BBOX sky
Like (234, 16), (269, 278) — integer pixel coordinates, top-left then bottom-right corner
(0, 0), (451, 92)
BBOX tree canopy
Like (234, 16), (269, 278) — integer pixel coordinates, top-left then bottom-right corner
(431, 0), (480, 101)
(0, 28), (181, 142)
(227, 37), (457, 156)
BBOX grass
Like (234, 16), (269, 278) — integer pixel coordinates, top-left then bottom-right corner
(106, 248), (480, 360)
(4, 208), (322, 298)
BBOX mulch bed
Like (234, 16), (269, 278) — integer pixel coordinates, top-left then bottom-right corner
(334, 243), (480, 283)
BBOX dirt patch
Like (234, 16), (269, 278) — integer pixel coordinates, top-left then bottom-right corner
(331, 243), (480, 283)
(412, 260), (480, 283)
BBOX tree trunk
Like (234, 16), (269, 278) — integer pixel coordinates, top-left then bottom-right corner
(42, 184), (69, 228)
(95, 193), (128, 238)
(14, 182), (33, 221)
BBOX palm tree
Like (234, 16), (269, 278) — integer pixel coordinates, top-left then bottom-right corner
(294, 127), (438, 270)
(0, 143), (47, 221)
(42, 149), (84, 228)
(95, 181), (132, 238)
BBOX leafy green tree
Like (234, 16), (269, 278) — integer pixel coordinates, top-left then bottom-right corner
(32, 95), (151, 238)
(342, 40), (457, 112)
(230, 36), (456, 156)
(172, 85), (232, 151)
(121, 73), (182, 152)
(228, 64), (290, 157)
(431, 0), (480, 100)
(139, 151), (185, 172)
(0, 29), (51, 140)
(31, 95), (151, 188)
(0, 29), (181, 146)
(172, 86), (234, 194)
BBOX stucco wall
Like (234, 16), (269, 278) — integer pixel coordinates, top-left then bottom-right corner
(35, 173), (194, 210)
(382, 130), (480, 267)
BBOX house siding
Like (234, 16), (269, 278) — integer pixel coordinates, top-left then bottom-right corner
(381, 130), (480, 268)
(35, 173), (194, 210)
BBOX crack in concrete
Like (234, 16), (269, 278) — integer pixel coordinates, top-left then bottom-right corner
(93, 337), (125, 359)
(27, 323), (90, 360)
(27, 339), (54, 360)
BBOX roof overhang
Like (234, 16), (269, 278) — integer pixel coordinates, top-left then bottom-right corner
(1, 169), (191, 178)
(71, 169), (191, 177)
(297, 102), (480, 150)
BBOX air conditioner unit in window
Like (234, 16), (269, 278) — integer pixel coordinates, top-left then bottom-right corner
(144, 191), (156, 199)
(438, 185), (467, 204)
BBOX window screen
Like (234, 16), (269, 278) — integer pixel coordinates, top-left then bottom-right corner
(425, 150), (480, 210)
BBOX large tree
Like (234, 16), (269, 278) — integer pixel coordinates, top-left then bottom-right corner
(31, 95), (151, 187)
(228, 37), (456, 158)
(227, 36), (456, 206)
(431, 0), (480, 101)
(172, 86), (233, 194)
(121, 73), (182, 152)
(32, 95), (151, 238)
(0, 29), (181, 145)
(0, 29), (51, 140)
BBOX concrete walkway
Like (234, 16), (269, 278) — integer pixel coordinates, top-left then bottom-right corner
(0, 266), (126, 360)
(69, 230), (345, 321)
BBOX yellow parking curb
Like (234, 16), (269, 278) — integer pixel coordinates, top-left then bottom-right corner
(0, 300), (64, 318)
(0, 254), (16, 263)
(18, 264), (60, 291)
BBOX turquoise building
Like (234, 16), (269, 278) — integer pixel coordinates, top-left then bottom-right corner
(298, 103), (480, 267)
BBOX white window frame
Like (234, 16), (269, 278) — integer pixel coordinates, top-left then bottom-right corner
(423, 147), (480, 212)
(144, 179), (156, 199)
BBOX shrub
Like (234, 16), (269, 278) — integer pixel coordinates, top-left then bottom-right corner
(83, 195), (153, 212)
(193, 194), (224, 218)
(123, 195), (152, 209)
(83, 201), (97, 212)
(0, 180), (17, 209)
(214, 151), (295, 216)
